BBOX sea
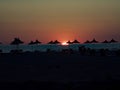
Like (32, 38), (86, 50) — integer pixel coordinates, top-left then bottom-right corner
(0, 43), (120, 53)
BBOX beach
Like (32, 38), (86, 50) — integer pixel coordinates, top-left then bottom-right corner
(0, 52), (120, 89)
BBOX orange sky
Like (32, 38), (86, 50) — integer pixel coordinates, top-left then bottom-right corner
(0, 0), (120, 44)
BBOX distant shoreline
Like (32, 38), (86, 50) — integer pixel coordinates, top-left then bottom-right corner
(0, 43), (120, 54)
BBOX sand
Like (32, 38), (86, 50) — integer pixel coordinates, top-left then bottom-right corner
(0, 53), (120, 89)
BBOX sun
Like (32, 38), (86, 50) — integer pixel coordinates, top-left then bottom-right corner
(61, 41), (69, 46)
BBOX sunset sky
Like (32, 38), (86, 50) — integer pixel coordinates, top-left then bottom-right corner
(0, 0), (120, 44)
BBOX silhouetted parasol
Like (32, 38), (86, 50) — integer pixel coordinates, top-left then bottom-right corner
(109, 39), (117, 43)
(48, 41), (54, 44)
(84, 40), (91, 44)
(67, 40), (73, 44)
(102, 40), (109, 43)
(53, 40), (60, 44)
(28, 41), (35, 45)
(11, 38), (24, 50)
(72, 39), (80, 44)
(11, 38), (24, 45)
(91, 38), (98, 43)
(34, 40), (41, 45)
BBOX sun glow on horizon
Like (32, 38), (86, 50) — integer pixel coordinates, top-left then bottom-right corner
(61, 41), (69, 46)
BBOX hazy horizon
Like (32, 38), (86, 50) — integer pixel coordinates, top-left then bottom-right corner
(0, 0), (120, 44)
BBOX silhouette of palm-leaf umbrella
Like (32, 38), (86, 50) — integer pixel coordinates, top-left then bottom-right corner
(109, 39), (117, 43)
(53, 40), (60, 44)
(30, 40), (41, 52)
(48, 41), (54, 44)
(84, 40), (91, 44)
(11, 38), (24, 50)
(0, 42), (2, 44)
(91, 38), (98, 43)
(72, 39), (80, 44)
(28, 41), (36, 52)
(102, 40), (109, 43)
(28, 41), (35, 45)
(67, 40), (73, 44)
(34, 40), (41, 45)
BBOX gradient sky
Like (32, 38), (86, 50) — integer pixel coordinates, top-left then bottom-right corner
(0, 0), (120, 44)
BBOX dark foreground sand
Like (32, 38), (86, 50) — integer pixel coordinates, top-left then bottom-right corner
(0, 53), (120, 89)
